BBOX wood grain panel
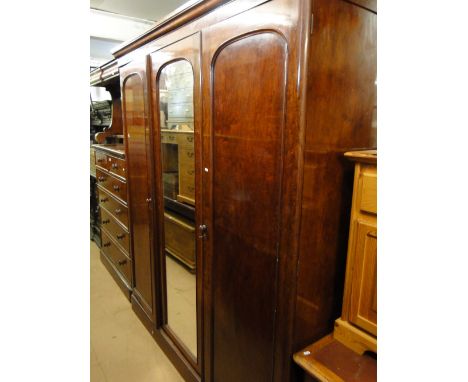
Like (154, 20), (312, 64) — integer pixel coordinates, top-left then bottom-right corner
(101, 207), (130, 254)
(101, 230), (132, 284)
(97, 186), (129, 228)
(359, 173), (377, 215)
(349, 221), (377, 336)
(294, 0), (377, 351)
(211, 32), (287, 382)
(123, 71), (154, 318)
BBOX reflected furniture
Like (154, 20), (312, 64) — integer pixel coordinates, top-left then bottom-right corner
(90, 0), (377, 381)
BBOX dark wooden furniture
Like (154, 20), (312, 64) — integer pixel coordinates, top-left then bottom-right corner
(293, 151), (377, 382)
(93, 144), (133, 299)
(91, 0), (376, 381)
(90, 147), (101, 246)
(293, 335), (377, 382)
(90, 60), (123, 143)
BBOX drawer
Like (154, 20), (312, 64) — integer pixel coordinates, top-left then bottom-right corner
(161, 131), (178, 144)
(178, 182), (195, 205)
(164, 212), (195, 270)
(359, 171), (377, 215)
(177, 132), (195, 148)
(108, 156), (127, 179)
(178, 146), (195, 168)
(179, 173), (195, 191)
(95, 151), (110, 170)
(96, 168), (127, 202)
(98, 187), (128, 228)
(101, 230), (132, 284)
(101, 208), (130, 254)
(179, 166), (195, 179)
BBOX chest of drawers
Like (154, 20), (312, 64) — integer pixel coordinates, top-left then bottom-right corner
(160, 130), (195, 206)
(93, 144), (133, 299)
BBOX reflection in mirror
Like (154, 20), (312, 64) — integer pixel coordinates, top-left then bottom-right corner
(159, 60), (197, 358)
(90, 87), (112, 129)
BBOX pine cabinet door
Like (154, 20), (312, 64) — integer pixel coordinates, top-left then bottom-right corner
(349, 220), (377, 336)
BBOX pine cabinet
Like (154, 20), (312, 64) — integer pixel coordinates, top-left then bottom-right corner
(335, 151), (378, 354)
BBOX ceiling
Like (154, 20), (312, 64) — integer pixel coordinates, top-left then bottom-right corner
(90, 0), (189, 22)
(90, 1), (189, 67)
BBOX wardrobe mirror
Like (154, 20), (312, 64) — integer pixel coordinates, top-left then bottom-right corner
(159, 60), (197, 358)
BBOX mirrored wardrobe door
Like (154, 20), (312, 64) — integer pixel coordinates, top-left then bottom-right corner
(150, 33), (202, 372)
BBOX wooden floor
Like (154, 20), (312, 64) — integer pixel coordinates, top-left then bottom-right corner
(90, 241), (183, 382)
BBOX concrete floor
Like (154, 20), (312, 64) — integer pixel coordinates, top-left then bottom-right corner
(90, 241), (184, 382)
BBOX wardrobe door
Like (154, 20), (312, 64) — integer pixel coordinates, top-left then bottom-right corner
(150, 33), (203, 377)
(201, 1), (306, 381)
(121, 60), (156, 322)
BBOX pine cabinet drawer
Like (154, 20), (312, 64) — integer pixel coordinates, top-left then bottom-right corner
(101, 230), (132, 284)
(98, 187), (128, 228)
(101, 208), (130, 254)
(177, 145), (195, 205)
(177, 132), (194, 148)
(178, 176), (195, 204)
(161, 131), (178, 144)
(359, 171), (377, 215)
(178, 146), (195, 167)
(96, 168), (127, 203)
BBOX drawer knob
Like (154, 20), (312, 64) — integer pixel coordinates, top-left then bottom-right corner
(98, 176), (105, 182)
(118, 259), (127, 266)
(199, 224), (208, 239)
(102, 219), (110, 224)
(103, 242), (111, 247)
(112, 163), (118, 169)
(117, 233), (125, 240)
(146, 197), (152, 203)
(186, 152), (194, 158)
(114, 208), (122, 215)
(187, 136), (193, 143)
(100, 198), (108, 203)
(113, 185), (120, 191)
